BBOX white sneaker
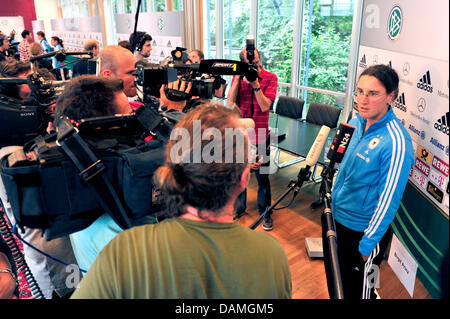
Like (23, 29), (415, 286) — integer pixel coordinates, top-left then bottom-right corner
(374, 289), (381, 299)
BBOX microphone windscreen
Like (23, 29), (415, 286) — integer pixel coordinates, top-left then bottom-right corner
(305, 125), (330, 167)
(199, 59), (248, 75)
(327, 122), (356, 164)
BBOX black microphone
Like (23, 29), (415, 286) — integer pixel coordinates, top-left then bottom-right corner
(0, 78), (28, 85)
(326, 122), (356, 166)
(29, 50), (93, 63)
(199, 59), (248, 75)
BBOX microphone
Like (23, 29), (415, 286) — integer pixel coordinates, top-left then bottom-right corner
(29, 50), (93, 63)
(249, 125), (330, 230)
(295, 125), (330, 191)
(0, 78), (28, 85)
(326, 122), (356, 166)
(305, 125), (331, 168)
(199, 59), (248, 75)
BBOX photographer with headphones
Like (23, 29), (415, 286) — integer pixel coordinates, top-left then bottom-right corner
(129, 31), (153, 62)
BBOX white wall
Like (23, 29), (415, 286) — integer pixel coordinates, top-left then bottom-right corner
(34, 0), (60, 38)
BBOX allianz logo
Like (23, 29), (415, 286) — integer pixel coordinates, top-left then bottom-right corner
(408, 124), (425, 140)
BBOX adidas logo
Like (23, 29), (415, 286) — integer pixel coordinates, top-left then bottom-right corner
(417, 70), (433, 93)
(359, 55), (367, 68)
(394, 92), (407, 112)
(434, 112), (450, 135)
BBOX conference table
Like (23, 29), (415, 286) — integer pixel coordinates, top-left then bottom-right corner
(268, 113), (337, 180)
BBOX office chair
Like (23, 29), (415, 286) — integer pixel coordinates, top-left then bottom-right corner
(272, 96), (305, 169)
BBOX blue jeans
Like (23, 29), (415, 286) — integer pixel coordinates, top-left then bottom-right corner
(234, 144), (271, 216)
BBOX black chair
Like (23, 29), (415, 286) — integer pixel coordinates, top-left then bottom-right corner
(305, 102), (341, 182)
(306, 102), (341, 129)
(271, 96), (305, 169)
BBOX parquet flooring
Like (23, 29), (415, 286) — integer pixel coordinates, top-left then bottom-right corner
(238, 150), (432, 299)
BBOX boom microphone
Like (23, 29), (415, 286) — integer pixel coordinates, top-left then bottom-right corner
(326, 122), (356, 165)
(199, 59), (248, 75)
(29, 50), (93, 63)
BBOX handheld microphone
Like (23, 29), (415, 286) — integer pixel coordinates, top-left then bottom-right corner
(326, 122), (356, 166)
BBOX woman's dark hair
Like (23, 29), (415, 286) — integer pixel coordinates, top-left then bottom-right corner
(360, 64), (399, 99)
(54, 75), (124, 123)
(37, 31), (46, 40)
(51, 36), (64, 48)
(154, 103), (249, 219)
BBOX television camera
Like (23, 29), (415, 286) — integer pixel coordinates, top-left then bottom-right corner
(134, 47), (254, 105)
(0, 50), (93, 148)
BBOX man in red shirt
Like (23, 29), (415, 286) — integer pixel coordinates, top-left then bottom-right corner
(227, 47), (278, 231)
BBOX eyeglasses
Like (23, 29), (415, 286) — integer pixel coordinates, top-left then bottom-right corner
(353, 90), (387, 101)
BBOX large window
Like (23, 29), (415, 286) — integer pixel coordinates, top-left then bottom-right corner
(223, 0), (250, 60)
(299, 0), (353, 110)
(202, 0), (356, 117)
(257, 0), (295, 84)
(58, 0), (90, 18)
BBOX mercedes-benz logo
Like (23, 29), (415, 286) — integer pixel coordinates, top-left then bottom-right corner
(403, 62), (410, 76)
(417, 98), (426, 112)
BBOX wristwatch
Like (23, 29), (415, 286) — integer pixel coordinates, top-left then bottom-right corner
(253, 87), (261, 92)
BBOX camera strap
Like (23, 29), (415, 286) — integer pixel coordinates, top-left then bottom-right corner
(56, 118), (132, 230)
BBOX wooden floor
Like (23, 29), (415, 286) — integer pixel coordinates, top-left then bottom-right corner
(238, 150), (432, 299)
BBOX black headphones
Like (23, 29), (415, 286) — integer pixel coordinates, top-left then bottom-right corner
(130, 31), (152, 53)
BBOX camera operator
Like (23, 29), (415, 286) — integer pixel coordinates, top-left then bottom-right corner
(99, 45), (138, 100)
(0, 60), (32, 100)
(55, 75), (158, 272)
(129, 31), (152, 62)
(71, 102), (292, 299)
(72, 39), (100, 77)
(226, 47), (277, 231)
(0, 60), (81, 299)
(0, 38), (14, 62)
(186, 49), (227, 99)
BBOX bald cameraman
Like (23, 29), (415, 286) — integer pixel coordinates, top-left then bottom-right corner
(227, 46), (278, 231)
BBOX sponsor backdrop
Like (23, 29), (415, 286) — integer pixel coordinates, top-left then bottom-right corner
(357, 0), (448, 298)
(115, 11), (184, 64)
(50, 16), (105, 52)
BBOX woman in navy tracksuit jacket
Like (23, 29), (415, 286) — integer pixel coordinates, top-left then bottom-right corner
(331, 65), (414, 299)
